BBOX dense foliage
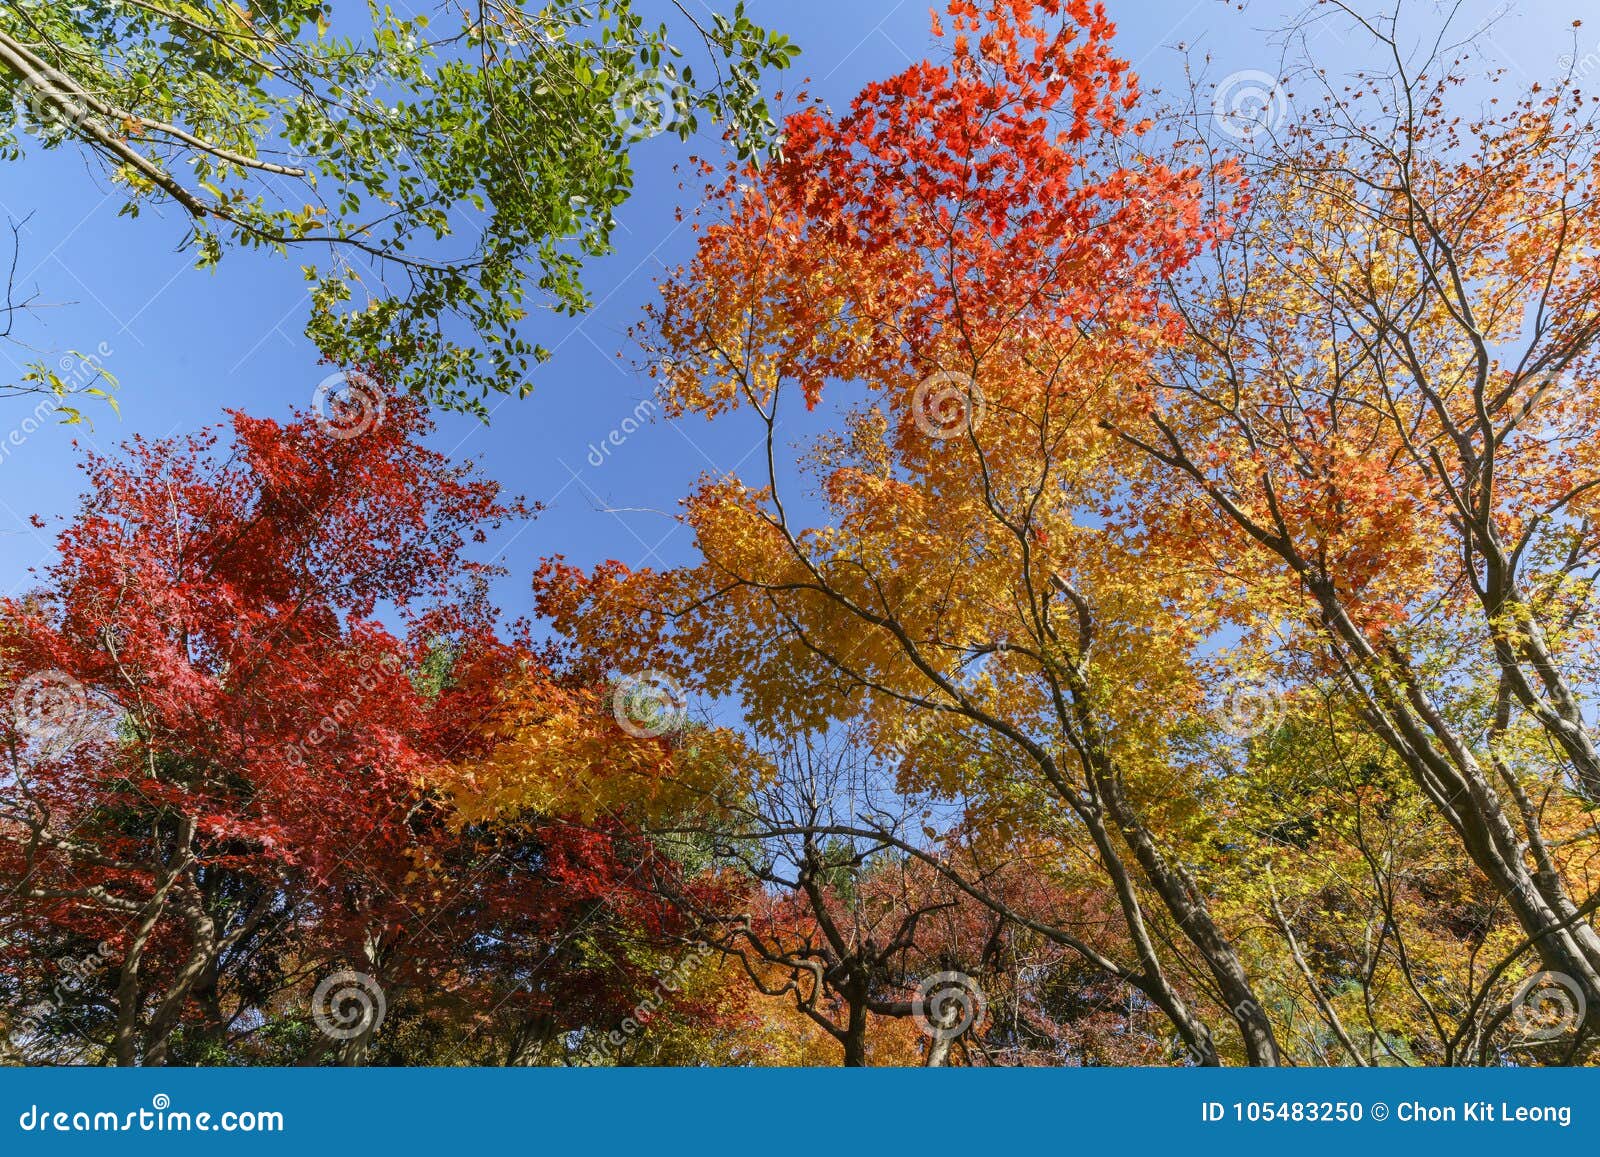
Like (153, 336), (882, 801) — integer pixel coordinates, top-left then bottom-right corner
(0, 0), (797, 410)
(2, 0), (1598, 1067)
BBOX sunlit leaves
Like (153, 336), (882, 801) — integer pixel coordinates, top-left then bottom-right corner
(0, 1), (798, 410)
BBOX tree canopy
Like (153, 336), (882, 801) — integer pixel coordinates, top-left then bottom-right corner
(2, 0), (1599, 1069)
(0, 0), (798, 410)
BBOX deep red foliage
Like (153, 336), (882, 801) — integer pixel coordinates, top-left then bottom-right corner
(0, 388), (721, 1063)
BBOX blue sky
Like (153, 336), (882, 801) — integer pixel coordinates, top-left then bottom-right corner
(0, 0), (1588, 616)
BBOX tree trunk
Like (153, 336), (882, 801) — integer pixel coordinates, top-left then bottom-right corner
(840, 994), (868, 1067)
(1311, 582), (1600, 1036)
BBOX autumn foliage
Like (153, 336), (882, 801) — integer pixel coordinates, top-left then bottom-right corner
(0, 390), (739, 1065)
(4, 0), (1600, 1068)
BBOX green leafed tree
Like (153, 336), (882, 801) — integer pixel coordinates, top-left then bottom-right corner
(0, 0), (799, 412)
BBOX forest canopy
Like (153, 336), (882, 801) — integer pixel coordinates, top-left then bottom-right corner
(1, 0), (1598, 1068)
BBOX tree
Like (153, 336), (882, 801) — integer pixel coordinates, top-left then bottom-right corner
(669, 734), (960, 1068)
(426, 634), (761, 1066)
(0, 383), (737, 1065)
(1116, 1), (1600, 1049)
(0, 1), (798, 410)
(536, 0), (1301, 1065)
(0, 384), (526, 1063)
(7, 0), (1597, 1072)
(685, 732), (1164, 1066)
